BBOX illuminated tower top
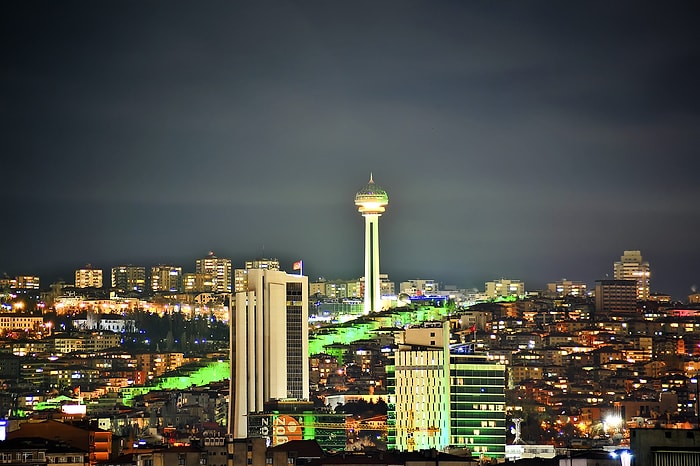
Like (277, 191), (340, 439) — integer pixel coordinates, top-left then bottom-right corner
(355, 173), (389, 215)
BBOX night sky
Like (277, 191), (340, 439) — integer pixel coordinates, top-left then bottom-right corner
(3, 2), (700, 299)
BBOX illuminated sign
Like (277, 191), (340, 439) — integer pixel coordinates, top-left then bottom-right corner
(272, 415), (302, 446)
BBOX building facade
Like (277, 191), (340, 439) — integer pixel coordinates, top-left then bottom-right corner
(485, 279), (524, 299)
(196, 252), (232, 293)
(399, 279), (438, 296)
(595, 280), (637, 315)
(388, 321), (506, 461)
(234, 258), (281, 293)
(150, 265), (183, 293)
(110, 265), (146, 293)
(546, 279), (587, 298)
(231, 269), (309, 438)
(75, 265), (102, 289)
(613, 250), (650, 300)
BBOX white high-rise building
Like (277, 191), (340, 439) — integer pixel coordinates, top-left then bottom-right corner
(230, 268), (309, 438)
(613, 250), (650, 300)
(355, 174), (389, 314)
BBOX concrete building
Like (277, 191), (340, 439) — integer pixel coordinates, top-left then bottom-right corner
(0, 314), (43, 333)
(230, 268), (309, 438)
(234, 258), (281, 293)
(388, 321), (506, 461)
(150, 265), (183, 293)
(391, 322), (451, 452)
(595, 280), (637, 315)
(110, 265), (146, 293)
(183, 272), (213, 293)
(546, 279), (587, 298)
(1, 276), (40, 290)
(629, 427), (700, 465)
(75, 265), (102, 289)
(355, 174), (389, 314)
(400, 279), (438, 296)
(485, 279), (524, 299)
(7, 419), (112, 465)
(613, 250), (651, 300)
(196, 252), (232, 293)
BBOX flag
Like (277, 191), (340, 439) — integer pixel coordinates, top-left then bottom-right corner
(293, 260), (303, 271)
(468, 325), (477, 333)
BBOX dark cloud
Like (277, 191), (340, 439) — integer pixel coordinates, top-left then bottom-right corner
(2, 1), (699, 299)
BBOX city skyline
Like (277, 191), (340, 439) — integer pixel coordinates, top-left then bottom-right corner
(3, 2), (699, 300)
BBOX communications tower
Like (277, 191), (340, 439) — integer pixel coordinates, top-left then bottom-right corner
(355, 174), (389, 314)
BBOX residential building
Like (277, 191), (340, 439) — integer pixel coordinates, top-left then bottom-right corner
(150, 265), (183, 293)
(196, 252), (232, 293)
(183, 272), (213, 293)
(399, 279), (438, 296)
(110, 265), (146, 293)
(0, 314), (43, 333)
(75, 265), (102, 289)
(7, 419), (112, 465)
(0, 437), (88, 466)
(234, 258), (281, 293)
(613, 250), (651, 300)
(1, 276), (41, 290)
(595, 280), (637, 315)
(485, 279), (524, 299)
(546, 279), (587, 298)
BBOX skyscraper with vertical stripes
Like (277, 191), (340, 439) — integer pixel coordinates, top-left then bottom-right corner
(229, 268), (309, 438)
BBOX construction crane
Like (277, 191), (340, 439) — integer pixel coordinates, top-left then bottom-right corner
(406, 410), (440, 452)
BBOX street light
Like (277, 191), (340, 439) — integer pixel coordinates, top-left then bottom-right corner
(610, 449), (633, 466)
(692, 378), (700, 429)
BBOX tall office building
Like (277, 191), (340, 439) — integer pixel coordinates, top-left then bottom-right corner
(230, 268), (309, 438)
(75, 265), (103, 288)
(111, 265), (146, 293)
(355, 174), (389, 314)
(388, 321), (506, 460)
(196, 252), (232, 293)
(150, 265), (183, 293)
(613, 250), (650, 300)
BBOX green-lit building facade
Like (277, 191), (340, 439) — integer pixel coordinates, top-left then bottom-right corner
(449, 347), (506, 460)
(387, 328), (505, 461)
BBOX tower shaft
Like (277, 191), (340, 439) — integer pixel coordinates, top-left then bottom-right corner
(364, 213), (381, 313)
